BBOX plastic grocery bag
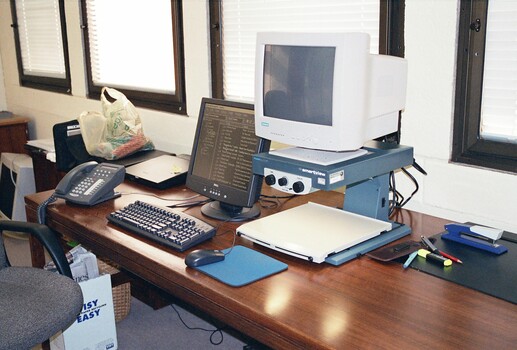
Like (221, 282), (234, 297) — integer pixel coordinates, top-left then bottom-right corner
(78, 87), (154, 160)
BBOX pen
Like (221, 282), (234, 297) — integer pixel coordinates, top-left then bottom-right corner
(403, 251), (418, 269)
(418, 249), (452, 267)
(421, 235), (463, 264)
(421, 236), (440, 254)
(438, 250), (463, 264)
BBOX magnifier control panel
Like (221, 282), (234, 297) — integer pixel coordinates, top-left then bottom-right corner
(263, 168), (312, 195)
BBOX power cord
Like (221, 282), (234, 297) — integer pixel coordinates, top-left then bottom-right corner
(258, 193), (295, 209)
(166, 198), (212, 209)
(213, 213), (258, 258)
(389, 159), (427, 216)
(37, 193), (57, 224)
(169, 304), (225, 346)
(119, 191), (201, 202)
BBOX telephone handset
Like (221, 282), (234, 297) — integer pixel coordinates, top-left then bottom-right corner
(54, 161), (126, 206)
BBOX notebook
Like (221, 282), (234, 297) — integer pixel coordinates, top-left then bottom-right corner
(125, 155), (189, 189)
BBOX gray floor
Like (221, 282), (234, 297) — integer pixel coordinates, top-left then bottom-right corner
(117, 297), (246, 349)
(3, 234), (248, 349)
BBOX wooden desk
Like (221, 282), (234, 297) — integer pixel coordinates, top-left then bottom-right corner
(25, 183), (517, 349)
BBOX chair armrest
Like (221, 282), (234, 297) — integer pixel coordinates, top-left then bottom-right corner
(0, 220), (73, 279)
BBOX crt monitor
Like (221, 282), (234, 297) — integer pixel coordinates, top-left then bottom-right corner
(0, 153), (36, 223)
(254, 32), (408, 152)
(186, 98), (270, 221)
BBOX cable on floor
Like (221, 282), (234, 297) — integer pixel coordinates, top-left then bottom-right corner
(170, 304), (225, 346)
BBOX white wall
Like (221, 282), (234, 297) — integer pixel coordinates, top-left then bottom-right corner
(0, 1), (515, 233)
(0, 51), (6, 110)
(401, 0), (516, 233)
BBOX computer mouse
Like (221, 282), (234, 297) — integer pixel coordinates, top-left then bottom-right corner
(185, 249), (225, 267)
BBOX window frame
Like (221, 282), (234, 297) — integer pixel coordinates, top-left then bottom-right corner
(9, 0), (72, 94)
(452, 0), (517, 173)
(209, 0), (405, 99)
(80, 0), (187, 114)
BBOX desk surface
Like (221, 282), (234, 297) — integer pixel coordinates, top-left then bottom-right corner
(25, 182), (517, 349)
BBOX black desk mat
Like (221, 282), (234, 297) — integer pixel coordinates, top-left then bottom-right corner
(409, 230), (517, 304)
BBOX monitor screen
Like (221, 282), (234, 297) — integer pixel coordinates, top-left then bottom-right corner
(186, 98), (270, 221)
(263, 45), (335, 126)
(0, 163), (16, 219)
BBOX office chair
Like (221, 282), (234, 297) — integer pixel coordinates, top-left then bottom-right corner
(0, 220), (83, 350)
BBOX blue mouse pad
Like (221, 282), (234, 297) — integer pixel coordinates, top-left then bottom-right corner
(194, 245), (288, 287)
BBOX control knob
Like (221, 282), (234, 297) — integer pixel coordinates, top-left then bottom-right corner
(264, 174), (276, 186)
(292, 181), (305, 194)
(278, 177), (288, 186)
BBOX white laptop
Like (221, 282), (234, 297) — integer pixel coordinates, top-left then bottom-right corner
(237, 202), (392, 263)
(125, 155), (189, 189)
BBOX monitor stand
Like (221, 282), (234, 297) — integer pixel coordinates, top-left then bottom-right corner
(201, 201), (261, 222)
(270, 147), (367, 166)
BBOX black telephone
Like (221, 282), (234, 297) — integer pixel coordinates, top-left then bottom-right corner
(38, 161), (125, 224)
(54, 161), (125, 206)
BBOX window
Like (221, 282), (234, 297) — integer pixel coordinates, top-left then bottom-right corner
(81, 0), (186, 114)
(209, 0), (404, 101)
(10, 0), (71, 93)
(452, 0), (517, 173)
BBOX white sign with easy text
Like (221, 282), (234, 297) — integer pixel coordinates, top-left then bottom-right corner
(51, 274), (118, 350)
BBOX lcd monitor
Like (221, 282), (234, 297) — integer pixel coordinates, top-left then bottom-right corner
(254, 32), (408, 154)
(186, 98), (270, 221)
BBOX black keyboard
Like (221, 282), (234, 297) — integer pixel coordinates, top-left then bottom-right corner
(107, 200), (216, 252)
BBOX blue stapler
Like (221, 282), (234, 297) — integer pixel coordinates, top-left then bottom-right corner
(442, 223), (507, 255)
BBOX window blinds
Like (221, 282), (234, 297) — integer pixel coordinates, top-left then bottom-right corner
(85, 0), (176, 94)
(480, 0), (517, 143)
(14, 0), (66, 78)
(221, 0), (380, 102)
